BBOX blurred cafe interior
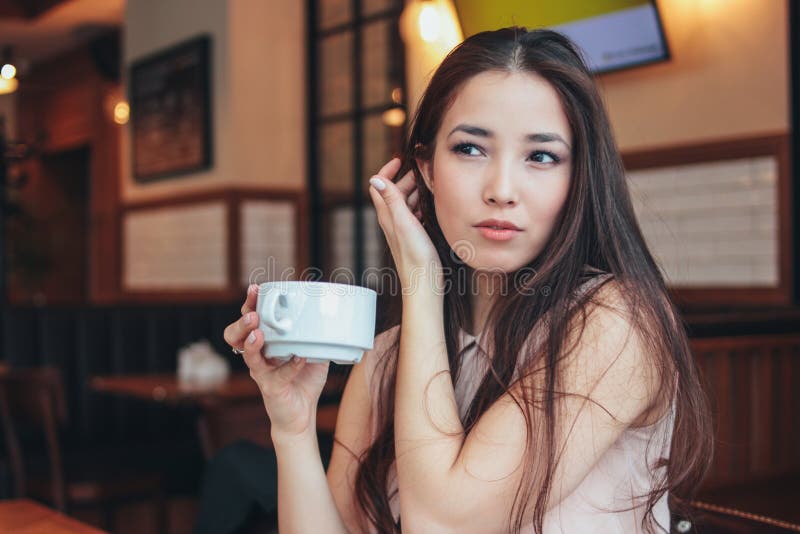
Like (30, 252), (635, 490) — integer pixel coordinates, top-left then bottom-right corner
(0, 0), (798, 532)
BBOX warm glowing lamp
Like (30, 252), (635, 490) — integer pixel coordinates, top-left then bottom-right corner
(418, 3), (441, 42)
(399, 0), (462, 47)
(113, 101), (130, 125)
(0, 46), (18, 94)
(391, 87), (403, 104)
(0, 77), (18, 95)
(399, 0), (463, 115)
(103, 86), (130, 125)
(401, 0), (443, 44)
(0, 63), (15, 80)
(381, 106), (406, 127)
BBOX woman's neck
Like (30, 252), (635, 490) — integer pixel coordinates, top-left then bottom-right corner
(469, 271), (506, 335)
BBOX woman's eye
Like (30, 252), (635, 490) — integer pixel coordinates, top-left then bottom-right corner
(530, 151), (560, 164)
(453, 143), (482, 156)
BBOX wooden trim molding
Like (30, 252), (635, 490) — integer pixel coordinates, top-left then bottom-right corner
(621, 133), (789, 170)
(622, 133), (792, 308)
(118, 187), (309, 303)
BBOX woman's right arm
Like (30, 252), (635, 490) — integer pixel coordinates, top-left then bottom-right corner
(224, 285), (349, 533)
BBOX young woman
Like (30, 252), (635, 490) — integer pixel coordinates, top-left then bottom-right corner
(224, 27), (712, 533)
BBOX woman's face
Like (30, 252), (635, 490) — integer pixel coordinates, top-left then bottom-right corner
(418, 71), (573, 273)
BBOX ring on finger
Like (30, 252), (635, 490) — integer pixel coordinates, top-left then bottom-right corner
(231, 346), (244, 355)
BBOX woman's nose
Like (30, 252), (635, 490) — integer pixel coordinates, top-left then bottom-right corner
(482, 161), (518, 206)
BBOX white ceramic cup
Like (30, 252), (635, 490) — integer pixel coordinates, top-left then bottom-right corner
(255, 281), (377, 365)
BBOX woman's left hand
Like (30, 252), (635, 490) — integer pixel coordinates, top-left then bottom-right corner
(368, 158), (442, 293)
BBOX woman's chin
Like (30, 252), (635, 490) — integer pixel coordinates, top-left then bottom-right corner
(443, 238), (534, 273)
(465, 259), (520, 275)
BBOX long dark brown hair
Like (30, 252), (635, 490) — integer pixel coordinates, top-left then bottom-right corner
(350, 27), (712, 533)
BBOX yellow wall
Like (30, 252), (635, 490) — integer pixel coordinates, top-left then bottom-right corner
(600, 0), (788, 150)
(405, 0), (789, 152)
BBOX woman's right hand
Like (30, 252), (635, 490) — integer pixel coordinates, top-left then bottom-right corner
(224, 284), (331, 441)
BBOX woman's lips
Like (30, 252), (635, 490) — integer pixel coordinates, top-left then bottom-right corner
(476, 226), (520, 241)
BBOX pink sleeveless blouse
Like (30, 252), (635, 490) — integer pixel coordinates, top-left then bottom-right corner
(362, 276), (675, 533)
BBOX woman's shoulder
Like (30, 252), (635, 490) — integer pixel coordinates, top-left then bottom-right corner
(553, 267), (617, 323)
(514, 269), (616, 355)
(576, 265), (614, 294)
(571, 270), (679, 428)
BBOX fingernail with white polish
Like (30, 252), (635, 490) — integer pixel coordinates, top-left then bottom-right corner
(247, 331), (256, 344)
(244, 313), (253, 326)
(369, 177), (386, 191)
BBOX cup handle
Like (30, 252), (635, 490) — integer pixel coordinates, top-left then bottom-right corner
(259, 288), (294, 335)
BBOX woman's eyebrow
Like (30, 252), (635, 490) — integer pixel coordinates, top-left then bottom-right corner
(448, 124), (492, 138)
(448, 123), (570, 149)
(526, 132), (571, 149)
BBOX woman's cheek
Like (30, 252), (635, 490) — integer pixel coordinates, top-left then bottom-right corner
(432, 197), (459, 237)
(533, 177), (570, 217)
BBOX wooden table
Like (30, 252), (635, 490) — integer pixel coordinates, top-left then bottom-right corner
(90, 372), (347, 408)
(0, 499), (106, 534)
(91, 372), (261, 408)
(90, 372), (346, 442)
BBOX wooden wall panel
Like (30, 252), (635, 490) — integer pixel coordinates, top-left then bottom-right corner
(692, 335), (800, 489)
(13, 47), (121, 304)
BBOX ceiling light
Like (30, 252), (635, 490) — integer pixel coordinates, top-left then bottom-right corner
(0, 63), (15, 80)
(0, 46), (18, 94)
(418, 3), (441, 42)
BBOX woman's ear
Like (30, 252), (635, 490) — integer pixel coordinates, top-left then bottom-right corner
(415, 157), (434, 194)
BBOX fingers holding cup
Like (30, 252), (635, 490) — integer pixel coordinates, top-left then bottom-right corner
(224, 310), (258, 354)
(241, 328), (270, 377)
(240, 283), (259, 316)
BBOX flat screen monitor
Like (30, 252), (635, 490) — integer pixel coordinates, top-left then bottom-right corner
(452, 0), (670, 74)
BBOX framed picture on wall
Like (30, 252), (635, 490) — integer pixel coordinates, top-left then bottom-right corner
(130, 35), (213, 182)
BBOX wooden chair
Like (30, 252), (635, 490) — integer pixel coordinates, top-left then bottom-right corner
(195, 400), (338, 534)
(197, 400), (272, 460)
(197, 399), (339, 460)
(671, 500), (800, 533)
(690, 334), (800, 532)
(0, 367), (166, 533)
